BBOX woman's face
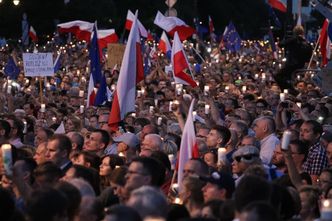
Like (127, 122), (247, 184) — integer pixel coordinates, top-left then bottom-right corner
(65, 119), (75, 132)
(99, 157), (112, 176)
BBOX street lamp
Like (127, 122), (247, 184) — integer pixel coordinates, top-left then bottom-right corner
(13, 0), (20, 6)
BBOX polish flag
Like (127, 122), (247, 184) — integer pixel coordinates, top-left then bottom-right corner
(29, 26), (38, 42)
(125, 10), (148, 38)
(208, 15), (215, 33)
(320, 19), (332, 66)
(154, 11), (196, 41)
(158, 31), (171, 54)
(177, 99), (199, 189)
(171, 31), (197, 87)
(268, 0), (287, 13)
(57, 20), (94, 42)
(87, 73), (96, 108)
(97, 29), (119, 49)
(108, 13), (144, 131)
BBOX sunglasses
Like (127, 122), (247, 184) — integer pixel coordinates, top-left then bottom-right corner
(234, 154), (258, 163)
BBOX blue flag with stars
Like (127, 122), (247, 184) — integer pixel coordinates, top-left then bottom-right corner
(223, 22), (241, 53)
(4, 56), (20, 79)
(89, 24), (102, 86)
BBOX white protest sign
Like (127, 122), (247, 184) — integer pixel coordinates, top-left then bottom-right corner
(23, 53), (54, 77)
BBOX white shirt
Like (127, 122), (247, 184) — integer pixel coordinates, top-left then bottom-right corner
(259, 133), (280, 165)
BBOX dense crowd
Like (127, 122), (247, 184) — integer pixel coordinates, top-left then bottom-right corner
(0, 24), (332, 221)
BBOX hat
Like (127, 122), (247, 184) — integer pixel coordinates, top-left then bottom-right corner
(14, 109), (26, 115)
(200, 171), (235, 196)
(113, 132), (139, 149)
(321, 131), (332, 143)
(232, 145), (260, 163)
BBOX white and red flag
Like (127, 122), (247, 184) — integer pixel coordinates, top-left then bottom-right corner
(177, 98), (200, 189)
(108, 12), (144, 131)
(171, 31), (197, 87)
(268, 0), (287, 13)
(154, 11), (196, 41)
(97, 29), (119, 49)
(158, 31), (171, 54)
(86, 73), (96, 108)
(29, 26), (38, 42)
(208, 15), (215, 33)
(57, 20), (94, 42)
(320, 19), (332, 66)
(125, 10), (148, 38)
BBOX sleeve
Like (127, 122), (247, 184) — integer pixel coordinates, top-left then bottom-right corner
(310, 150), (328, 175)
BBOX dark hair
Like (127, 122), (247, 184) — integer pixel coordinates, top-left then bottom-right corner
(70, 165), (100, 196)
(79, 151), (101, 171)
(34, 161), (62, 185)
(211, 125), (231, 146)
(290, 139), (309, 159)
(70, 132), (84, 151)
(150, 150), (171, 171)
(256, 99), (268, 108)
(189, 158), (210, 176)
(40, 127), (55, 139)
(303, 120), (323, 136)
(26, 187), (68, 221)
(7, 116), (24, 140)
(105, 205), (142, 221)
(0, 119), (11, 139)
(93, 129), (110, 148)
(102, 154), (125, 170)
(110, 166), (128, 186)
(49, 134), (72, 157)
(203, 200), (224, 219)
(242, 201), (280, 221)
(131, 157), (165, 187)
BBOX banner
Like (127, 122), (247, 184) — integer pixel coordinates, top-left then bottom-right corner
(106, 43), (125, 69)
(23, 53), (54, 77)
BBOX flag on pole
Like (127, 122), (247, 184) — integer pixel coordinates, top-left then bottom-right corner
(108, 12), (143, 131)
(154, 11), (196, 41)
(87, 74), (96, 108)
(89, 24), (103, 86)
(53, 53), (62, 73)
(57, 20), (94, 42)
(22, 13), (29, 46)
(97, 29), (119, 49)
(4, 56), (20, 79)
(94, 74), (108, 106)
(268, 28), (278, 59)
(320, 19), (332, 66)
(158, 31), (172, 57)
(177, 99), (200, 189)
(268, 0), (287, 13)
(125, 10), (148, 38)
(171, 32), (197, 87)
(29, 26), (38, 42)
(222, 22), (241, 53)
(208, 15), (215, 33)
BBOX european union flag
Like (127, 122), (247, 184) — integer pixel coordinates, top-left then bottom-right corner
(94, 74), (107, 106)
(4, 56), (20, 79)
(53, 53), (62, 73)
(223, 22), (241, 53)
(89, 24), (102, 86)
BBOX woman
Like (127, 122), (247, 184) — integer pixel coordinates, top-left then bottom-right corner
(99, 155), (125, 190)
(65, 116), (82, 133)
(299, 185), (320, 221)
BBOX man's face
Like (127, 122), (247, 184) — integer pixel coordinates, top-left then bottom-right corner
(89, 117), (98, 129)
(34, 143), (47, 165)
(98, 114), (111, 131)
(45, 139), (64, 166)
(202, 183), (224, 202)
(183, 160), (202, 179)
(271, 144), (285, 168)
(231, 158), (248, 175)
(23, 104), (33, 115)
(140, 136), (155, 157)
(84, 132), (104, 152)
(125, 162), (150, 192)
(289, 144), (305, 166)
(206, 129), (221, 148)
(252, 119), (265, 140)
(300, 123), (319, 144)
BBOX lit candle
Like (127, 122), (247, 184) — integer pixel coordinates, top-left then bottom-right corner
(193, 111), (197, 120)
(40, 104), (46, 113)
(137, 90), (142, 97)
(255, 74), (259, 79)
(149, 106), (154, 114)
(283, 89), (288, 94)
(242, 86), (247, 93)
(225, 86), (229, 92)
(280, 93), (285, 102)
(174, 197), (181, 204)
(218, 148), (227, 165)
(281, 130), (292, 150)
(79, 90), (84, 97)
(23, 121), (27, 134)
(46, 83), (50, 90)
(111, 84), (116, 91)
(52, 117), (57, 122)
(118, 152), (125, 157)
(157, 117), (163, 126)
(141, 88), (145, 95)
(168, 154), (175, 170)
(261, 73), (266, 81)
(297, 75), (300, 80)
(296, 102), (302, 108)
(131, 113), (136, 118)
(154, 99), (158, 107)
(205, 104), (210, 115)
(7, 85), (11, 94)
(204, 86), (209, 95)
(1, 144), (13, 176)
(321, 199), (332, 220)
(196, 81), (200, 87)
(169, 101), (173, 112)
(80, 105), (84, 114)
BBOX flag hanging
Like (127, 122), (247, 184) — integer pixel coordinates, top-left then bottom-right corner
(208, 16), (215, 33)
(108, 12), (143, 131)
(171, 32), (197, 87)
(177, 98), (199, 189)
(268, 28), (278, 59)
(94, 74), (108, 106)
(97, 29), (119, 49)
(320, 19), (332, 66)
(125, 10), (148, 38)
(53, 53), (62, 73)
(87, 74), (96, 108)
(57, 20), (94, 42)
(29, 26), (38, 42)
(158, 31), (172, 58)
(268, 0), (287, 13)
(222, 22), (241, 53)
(89, 24), (103, 86)
(4, 56), (20, 79)
(154, 11), (196, 41)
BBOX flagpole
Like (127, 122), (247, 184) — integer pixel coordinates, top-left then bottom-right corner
(39, 76), (43, 104)
(191, 46), (206, 63)
(307, 35), (321, 69)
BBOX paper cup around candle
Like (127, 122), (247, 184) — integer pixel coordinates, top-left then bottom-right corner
(169, 101), (173, 112)
(205, 104), (210, 115)
(154, 99), (158, 107)
(280, 93), (285, 102)
(321, 199), (332, 220)
(157, 117), (162, 126)
(1, 144), (13, 176)
(52, 117), (57, 122)
(7, 85), (12, 94)
(137, 90), (142, 97)
(168, 154), (175, 170)
(131, 113), (136, 118)
(80, 105), (84, 114)
(283, 89), (288, 94)
(242, 86), (247, 93)
(218, 148), (227, 165)
(281, 130), (292, 150)
(149, 106), (154, 114)
(40, 104), (46, 113)
(296, 102), (302, 108)
(204, 86), (209, 95)
(79, 90), (84, 97)
(23, 121), (27, 134)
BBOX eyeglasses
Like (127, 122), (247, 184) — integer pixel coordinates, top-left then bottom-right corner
(234, 154), (258, 163)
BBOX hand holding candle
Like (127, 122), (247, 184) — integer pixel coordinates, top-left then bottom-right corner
(1, 144), (13, 176)
(218, 148), (227, 165)
(281, 130), (292, 150)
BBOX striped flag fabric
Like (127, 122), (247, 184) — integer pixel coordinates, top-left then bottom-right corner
(171, 31), (197, 87)
(97, 29), (119, 49)
(208, 15), (215, 33)
(125, 10), (148, 38)
(53, 53), (62, 73)
(57, 20), (94, 42)
(89, 24), (103, 86)
(29, 26), (38, 42)
(177, 99), (200, 189)
(268, 0), (287, 13)
(108, 12), (144, 131)
(87, 73), (96, 108)
(158, 31), (172, 56)
(320, 19), (332, 66)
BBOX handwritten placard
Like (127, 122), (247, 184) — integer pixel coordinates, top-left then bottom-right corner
(106, 43), (125, 69)
(23, 53), (54, 77)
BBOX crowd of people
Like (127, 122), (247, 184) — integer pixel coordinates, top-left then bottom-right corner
(0, 23), (332, 221)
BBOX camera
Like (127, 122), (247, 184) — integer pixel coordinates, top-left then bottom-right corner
(281, 102), (289, 108)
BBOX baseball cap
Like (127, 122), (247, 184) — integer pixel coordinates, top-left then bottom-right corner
(232, 145), (260, 164)
(113, 132), (139, 149)
(200, 171), (235, 196)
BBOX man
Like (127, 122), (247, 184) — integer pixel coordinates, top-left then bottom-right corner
(300, 120), (328, 183)
(289, 140), (307, 172)
(183, 158), (209, 179)
(252, 116), (280, 164)
(139, 124), (159, 141)
(83, 129), (109, 156)
(140, 134), (162, 157)
(34, 142), (48, 165)
(206, 125), (231, 149)
(0, 119), (11, 144)
(201, 171), (235, 202)
(124, 157), (165, 194)
(6, 116), (24, 148)
(45, 134), (72, 174)
(113, 132), (139, 162)
(271, 144), (287, 174)
(23, 103), (35, 117)
(34, 127), (54, 147)
(67, 131), (84, 151)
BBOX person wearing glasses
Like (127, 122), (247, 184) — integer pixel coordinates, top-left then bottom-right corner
(231, 145), (261, 186)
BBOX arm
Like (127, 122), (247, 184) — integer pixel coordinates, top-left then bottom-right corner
(283, 150), (303, 189)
